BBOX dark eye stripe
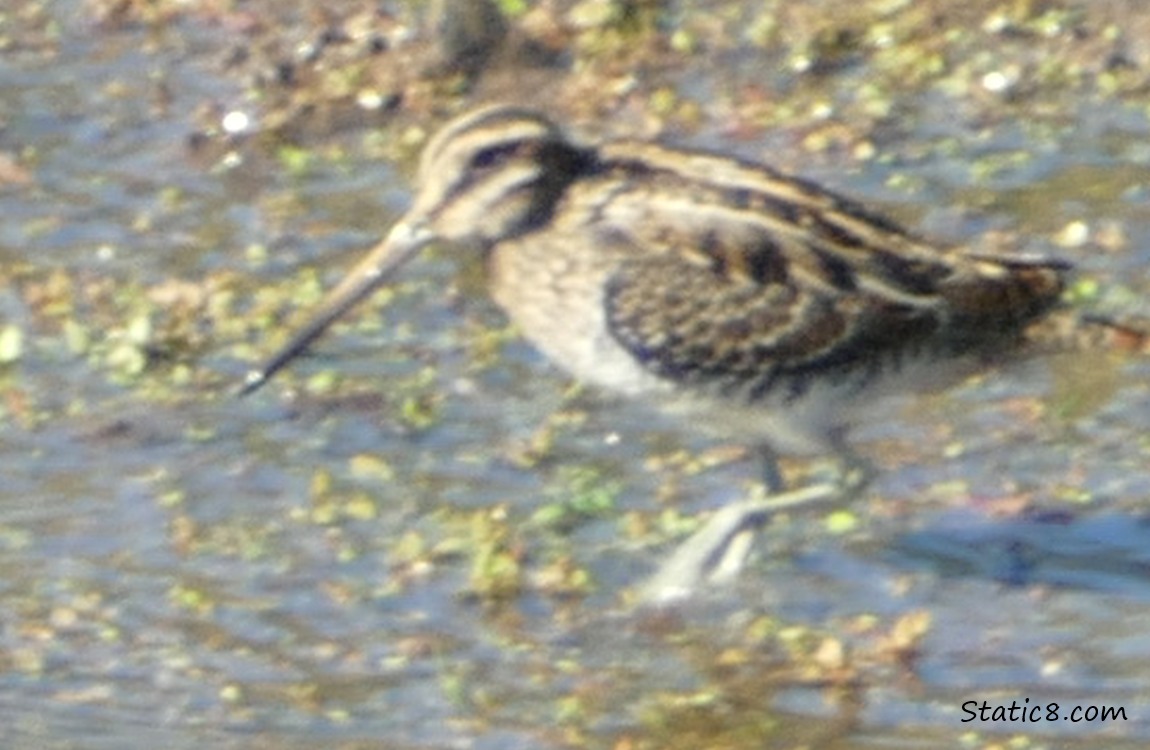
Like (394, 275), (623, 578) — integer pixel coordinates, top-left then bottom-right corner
(470, 141), (525, 171)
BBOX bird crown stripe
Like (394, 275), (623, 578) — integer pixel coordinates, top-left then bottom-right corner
(422, 123), (553, 193)
(426, 114), (551, 163)
(453, 120), (552, 154)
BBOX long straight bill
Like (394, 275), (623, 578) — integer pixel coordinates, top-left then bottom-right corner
(238, 221), (434, 396)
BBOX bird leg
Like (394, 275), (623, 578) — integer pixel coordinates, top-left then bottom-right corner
(758, 444), (787, 494)
(637, 438), (873, 605)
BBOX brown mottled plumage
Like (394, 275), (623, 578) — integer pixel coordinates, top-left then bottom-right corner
(240, 105), (1073, 598)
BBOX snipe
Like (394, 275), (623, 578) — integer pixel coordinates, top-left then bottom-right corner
(241, 105), (1069, 601)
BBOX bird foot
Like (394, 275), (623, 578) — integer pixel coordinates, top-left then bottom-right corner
(636, 482), (843, 606)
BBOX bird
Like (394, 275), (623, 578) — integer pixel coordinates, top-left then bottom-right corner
(239, 104), (1071, 601)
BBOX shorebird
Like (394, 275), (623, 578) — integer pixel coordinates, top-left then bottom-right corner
(240, 104), (1070, 601)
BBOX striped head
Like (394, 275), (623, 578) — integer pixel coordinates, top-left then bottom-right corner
(239, 105), (593, 394)
(410, 105), (594, 244)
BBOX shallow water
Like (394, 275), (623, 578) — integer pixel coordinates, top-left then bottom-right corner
(3, 2), (1150, 749)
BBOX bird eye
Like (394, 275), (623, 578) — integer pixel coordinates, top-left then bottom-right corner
(469, 143), (520, 170)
